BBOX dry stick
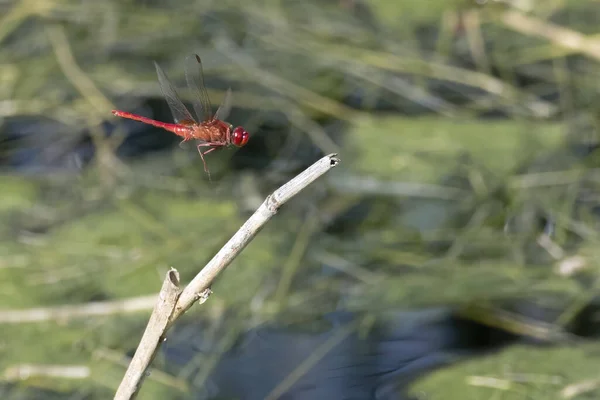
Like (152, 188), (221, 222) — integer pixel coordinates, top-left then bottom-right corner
(114, 269), (182, 400)
(114, 153), (340, 399)
(500, 10), (600, 62)
(0, 295), (158, 324)
(169, 153), (340, 323)
(3, 364), (90, 381)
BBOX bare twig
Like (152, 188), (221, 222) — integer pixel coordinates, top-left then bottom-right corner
(0, 295), (157, 324)
(500, 10), (600, 62)
(96, 348), (188, 392)
(114, 269), (181, 400)
(3, 364), (90, 381)
(170, 153), (340, 322)
(115, 153), (340, 399)
(561, 377), (600, 399)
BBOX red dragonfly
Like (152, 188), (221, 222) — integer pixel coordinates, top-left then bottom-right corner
(112, 54), (249, 179)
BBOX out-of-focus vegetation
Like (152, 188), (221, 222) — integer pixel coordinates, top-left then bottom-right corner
(3, 0), (600, 398)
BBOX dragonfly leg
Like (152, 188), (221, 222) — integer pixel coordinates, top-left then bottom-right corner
(197, 143), (223, 181)
(196, 144), (212, 179)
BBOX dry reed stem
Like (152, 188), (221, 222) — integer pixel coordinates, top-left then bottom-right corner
(114, 269), (181, 399)
(115, 153), (340, 399)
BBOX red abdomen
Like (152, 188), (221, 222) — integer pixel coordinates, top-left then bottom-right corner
(112, 110), (193, 139)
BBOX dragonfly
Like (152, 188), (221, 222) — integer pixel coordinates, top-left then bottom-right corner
(112, 54), (250, 180)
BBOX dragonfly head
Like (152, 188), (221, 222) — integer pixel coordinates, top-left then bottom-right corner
(231, 126), (250, 147)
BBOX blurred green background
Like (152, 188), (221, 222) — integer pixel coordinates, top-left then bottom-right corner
(3, 0), (600, 399)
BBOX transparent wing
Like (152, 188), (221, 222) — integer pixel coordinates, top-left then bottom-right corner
(154, 61), (196, 125)
(184, 54), (213, 122)
(214, 88), (233, 122)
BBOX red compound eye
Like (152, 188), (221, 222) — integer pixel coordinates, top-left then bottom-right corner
(232, 126), (249, 147)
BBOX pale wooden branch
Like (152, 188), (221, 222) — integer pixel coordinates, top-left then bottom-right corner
(500, 10), (600, 62)
(0, 295), (157, 324)
(169, 153), (340, 323)
(114, 153), (340, 399)
(114, 268), (181, 400)
(3, 364), (90, 381)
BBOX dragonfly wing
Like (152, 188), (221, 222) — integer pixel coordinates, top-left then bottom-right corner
(185, 54), (213, 122)
(214, 88), (233, 122)
(154, 61), (196, 125)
